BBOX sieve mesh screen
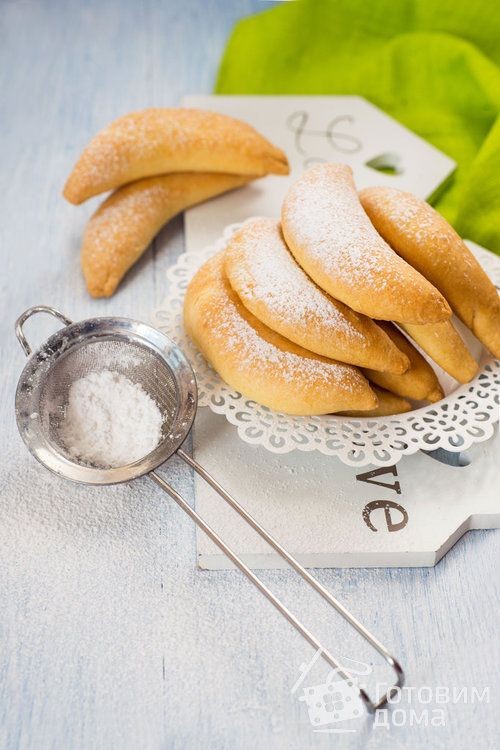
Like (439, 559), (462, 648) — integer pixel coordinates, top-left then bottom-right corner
(38, 338), (179, 465)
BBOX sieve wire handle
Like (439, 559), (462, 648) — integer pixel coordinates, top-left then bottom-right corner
(151, 450), (404, 714)
(15, 306), (73, 356)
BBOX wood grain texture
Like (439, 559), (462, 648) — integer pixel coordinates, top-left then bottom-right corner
(0, 1), (498, 749)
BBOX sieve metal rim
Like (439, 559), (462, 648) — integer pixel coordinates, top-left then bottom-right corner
(15, 313), (198, 485)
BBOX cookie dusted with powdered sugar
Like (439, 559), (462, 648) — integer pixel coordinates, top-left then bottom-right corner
(224, 217), (409, 374)
(184, 252), (377, 416)
(82, 172), (251, 297)
(359, 186), (500, 358)
(63, 108), (289, 204)
(281, 163), (451, 324)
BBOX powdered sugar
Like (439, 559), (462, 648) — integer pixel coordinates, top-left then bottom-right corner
(360, 186), (476, 273)
(226, 217), (364, 341)
(86, 179), (168, 252)
(65, 108), (287, 202)
(60, 370), (163, 468)
(282, 163), (419, 294)
(362, 186), (436, 233)
(202, 254), (366, 393)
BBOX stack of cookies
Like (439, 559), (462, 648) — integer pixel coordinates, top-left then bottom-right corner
(63, 108), (289, 297)
(185, 164), (500, 416)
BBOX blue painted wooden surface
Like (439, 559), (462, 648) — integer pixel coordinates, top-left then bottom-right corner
(0, 1), (498, 748)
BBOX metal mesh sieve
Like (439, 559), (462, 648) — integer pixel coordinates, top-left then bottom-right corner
(14, 306), (404, 714)
(15, 309), (197, 484)
(39, 339), (179, 463)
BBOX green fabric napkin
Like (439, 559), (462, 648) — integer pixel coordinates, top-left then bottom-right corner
(216, 0), (500, 254)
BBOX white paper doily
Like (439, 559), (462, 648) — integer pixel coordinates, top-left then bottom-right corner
(152, 222), (500, 466)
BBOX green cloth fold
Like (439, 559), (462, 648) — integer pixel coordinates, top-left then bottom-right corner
(216, 0), (500, 254)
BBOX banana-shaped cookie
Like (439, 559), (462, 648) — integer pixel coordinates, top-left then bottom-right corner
(400, 321), (478, 384)
(340, 386), (411, 417)
(364, 322), (444, 403)
(224, 217), (409, 374)
(359, 186), (500, 358)
(82, 172), (252, 297)
(64, 108), (289, 204)
(281, 164), (451, 324)
(184, 252), (378, 416)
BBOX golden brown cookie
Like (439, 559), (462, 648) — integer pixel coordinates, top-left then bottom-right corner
(400, 320), (478, 384)
(184, 252), (378, 416)
(364, 322), (444, 403)
(281, 164), (451, 324)
(82, 172), (252, 297)
(339, 386), (411, 417)
(64, 108), (289, 204)
(359, 186), (500, 357)
(224, 217), (409, 373)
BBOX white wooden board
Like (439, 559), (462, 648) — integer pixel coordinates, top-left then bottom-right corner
(193, 411), (499, 568)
